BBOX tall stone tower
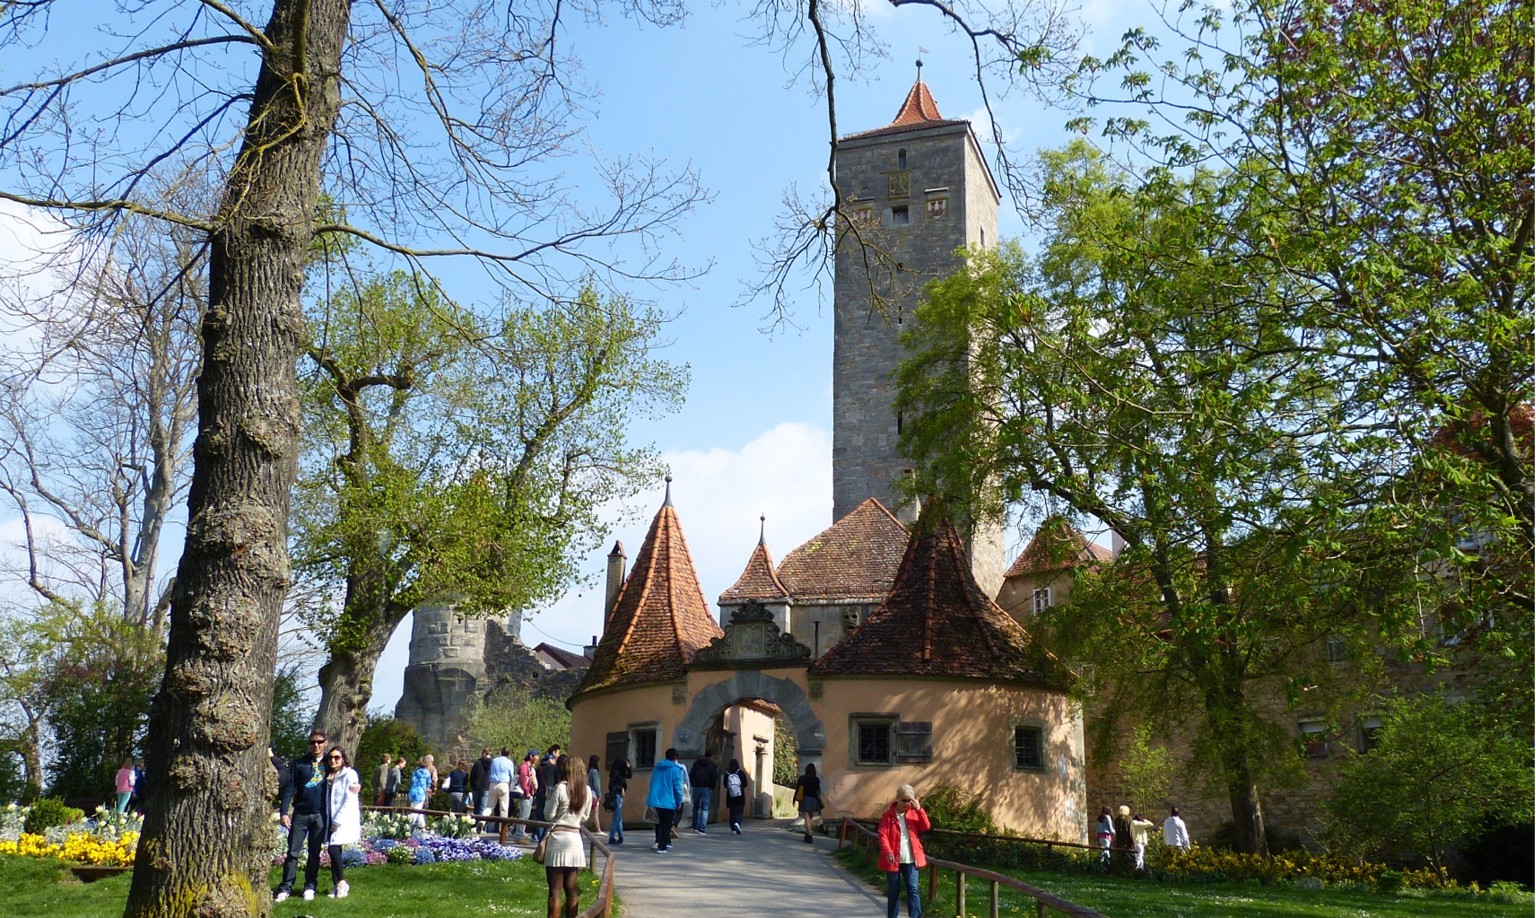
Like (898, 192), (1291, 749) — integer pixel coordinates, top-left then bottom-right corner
(831, 73), (1006, 596)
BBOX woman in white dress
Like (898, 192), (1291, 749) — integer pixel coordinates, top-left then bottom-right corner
(324, 746), (362, 899)
(543, 754), (595, 918)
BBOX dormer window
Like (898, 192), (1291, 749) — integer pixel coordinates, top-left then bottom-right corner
(1033, 587), (1052, 614)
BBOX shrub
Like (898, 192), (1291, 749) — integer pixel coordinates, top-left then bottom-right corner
(922, 785), (998, 836)
(23, 797), (83, 835)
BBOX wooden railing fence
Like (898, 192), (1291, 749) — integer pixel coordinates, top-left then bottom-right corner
(838, 817), (1107, 918)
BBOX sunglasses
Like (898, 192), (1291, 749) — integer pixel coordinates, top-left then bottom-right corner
(328, 755), (343, 761)
(310, 739), (327, 745)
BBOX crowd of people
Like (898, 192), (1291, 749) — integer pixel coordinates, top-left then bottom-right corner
(1097, 803), (1191, 870)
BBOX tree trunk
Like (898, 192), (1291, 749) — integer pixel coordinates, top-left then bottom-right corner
(312, 598), (413, 756)
(122, 3), (350, 917)
(1203, 678), (1270, 856)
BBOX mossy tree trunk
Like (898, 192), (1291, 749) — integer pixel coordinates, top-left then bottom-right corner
(122, 2), (351, 916)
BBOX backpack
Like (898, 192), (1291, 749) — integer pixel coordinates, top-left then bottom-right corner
(602, 790), (617, 812)
(725, 772), (743, 798)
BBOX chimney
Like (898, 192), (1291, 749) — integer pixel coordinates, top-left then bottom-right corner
(604, 540), (627, 627)
(583, 634), (598, 660)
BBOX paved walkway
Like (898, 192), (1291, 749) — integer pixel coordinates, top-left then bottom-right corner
(606, 818), (882, 918)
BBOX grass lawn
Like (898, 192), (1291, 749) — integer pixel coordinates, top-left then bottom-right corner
(0, 854), (592, 918)
(833, 849), (1534, 918)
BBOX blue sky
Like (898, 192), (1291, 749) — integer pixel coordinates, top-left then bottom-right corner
(0, 0), (1160, 715)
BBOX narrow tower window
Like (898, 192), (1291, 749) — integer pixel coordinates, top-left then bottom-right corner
(898, 149), (907, 169)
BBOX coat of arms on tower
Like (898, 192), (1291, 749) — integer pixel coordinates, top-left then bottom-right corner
(926, 196), (947, 219)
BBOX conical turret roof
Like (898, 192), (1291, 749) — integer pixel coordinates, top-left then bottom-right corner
(810, 513), (1071, 687)
(575, 489), (723, 696)
(720, 521), (791, 605)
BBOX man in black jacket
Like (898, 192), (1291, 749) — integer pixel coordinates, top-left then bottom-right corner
(467, 748), (493, 828)
(274, 731), (330, 902)
(688, 751), (719, 834)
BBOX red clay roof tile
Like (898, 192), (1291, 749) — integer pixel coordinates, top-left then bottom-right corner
(776, 498), (909, 604)
(720, 534), (792, 604)
(810, 513), (1071, 687)
(1004, 516), (1112, 579)
(575, 497), (723, 695)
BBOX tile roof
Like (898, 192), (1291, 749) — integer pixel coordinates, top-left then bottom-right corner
(840, 79), (969, 143)
(810, 513), (1072, 687)
(719, 524), (792, 604)
(575, 495), (723, 695)
(533, 642), (591, 671)
(1004, 516), (1112, 578)
(776, 498), (909, 604)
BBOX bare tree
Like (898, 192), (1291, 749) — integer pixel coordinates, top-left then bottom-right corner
(0, 199), (205, 633)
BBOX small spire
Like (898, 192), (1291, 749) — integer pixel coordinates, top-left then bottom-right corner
(758, 514), (767, 546)
(916, 58), (923, 82)
(663, 474), (673, 507)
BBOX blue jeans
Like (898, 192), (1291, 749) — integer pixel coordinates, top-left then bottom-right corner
(886, 863), (921, 918)
(607, 793), (624, 843)
(279, 812), (326, 893)
(691, 788), (712, 831)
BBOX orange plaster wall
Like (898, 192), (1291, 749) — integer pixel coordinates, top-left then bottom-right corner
(815, 678), (1086, 842)
(570, 684), (675, 826)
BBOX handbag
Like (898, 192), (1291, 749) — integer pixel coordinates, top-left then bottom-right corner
(602, 790), (617, 812)
(532, 836), (548, 864)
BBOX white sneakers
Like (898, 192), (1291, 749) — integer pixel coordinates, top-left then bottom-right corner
(302, 888), (316, 901)
(329, 880), (349, 899)
(272, 891), (289, 903)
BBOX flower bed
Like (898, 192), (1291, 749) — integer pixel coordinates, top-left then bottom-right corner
(0, 802), (523, 871)
(1156, 846), (1450, 890)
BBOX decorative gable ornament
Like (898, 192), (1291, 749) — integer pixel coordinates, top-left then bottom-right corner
(692, 600), (813, 669)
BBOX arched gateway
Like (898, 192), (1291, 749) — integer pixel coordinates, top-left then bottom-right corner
(568, 487), (1086, 840)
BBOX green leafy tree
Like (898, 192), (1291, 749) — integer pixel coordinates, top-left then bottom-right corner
(773, 716), (799, 788)
(1326, 696), (1532, 875)
(466, 693), (571, 760)
(1053, 0), (1533, 717)
(292, 271), (685, 753)
(899, 145), (1430, 853)
(1119, 724), (1177, 818)
(268, 663), (315, 762)
(355, 718), (433, 798)
(7, 603), (164, 803)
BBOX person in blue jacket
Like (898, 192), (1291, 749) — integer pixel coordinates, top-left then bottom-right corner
(645, 748), (687, 852)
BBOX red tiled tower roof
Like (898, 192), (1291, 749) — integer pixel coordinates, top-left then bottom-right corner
(840, 79), (969, 143)
(1004, 516), (1112, 579)
(810, 514), (1071, 687)
(575, 491), (723, 696)
(720, 523), (791, 604)
(777, 498), (909, 604)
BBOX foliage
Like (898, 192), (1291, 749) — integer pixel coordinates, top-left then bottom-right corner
(1325, 696), (1533, 874)
(773, 716), (798, 787)
(22, 798), (82, 835)
(1052, 0), (1534, 718)
(0, 749), (31, 805)
(268, 662), (315, 762)
(32, 605), (163, 802)
(355, 719), (433, 797)
(1119, 724), (1178, 816)
(429, 813), (478, 839)
(292, 271), (686, 750)
(466, 692), (571, 759)
(900, 149), (1430, 852)
(922, 785), (999, 836)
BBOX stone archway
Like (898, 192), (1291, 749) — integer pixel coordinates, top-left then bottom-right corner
(671, 669), (823, 760)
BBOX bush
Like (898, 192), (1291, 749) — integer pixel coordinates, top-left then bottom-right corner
(922, 785), (998, 835)
(23, 797), (82, 835)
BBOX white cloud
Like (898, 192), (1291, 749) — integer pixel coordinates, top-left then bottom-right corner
(370, 421), (834, 712)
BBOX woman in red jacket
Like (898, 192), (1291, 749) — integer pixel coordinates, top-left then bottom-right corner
(877, 784), (930, 918)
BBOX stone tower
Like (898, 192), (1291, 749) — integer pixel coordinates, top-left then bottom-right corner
(395, 602), (519, 750)
(831, 74), (1006, 596)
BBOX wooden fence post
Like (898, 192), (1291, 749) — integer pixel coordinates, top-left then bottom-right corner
(956, 870), (966, 915)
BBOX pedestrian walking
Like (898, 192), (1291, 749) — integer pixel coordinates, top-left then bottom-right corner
(1163, 806), (1190, 851)
(606, 756), (631, 845)
(794, 764), (822, 843)
(1130, 812), (1155, 870)
(543, 755), (596, 918)
(1095, 806), (1114, 864)
(688, 750), (718, 833)
(646, 748), (687, 852)
(722, 758), (749, 834)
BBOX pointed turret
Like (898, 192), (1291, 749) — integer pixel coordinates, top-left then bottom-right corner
(574, 485), (723, 697)
(720, 516), (792, 606)
(810, 512), (1071, 687)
